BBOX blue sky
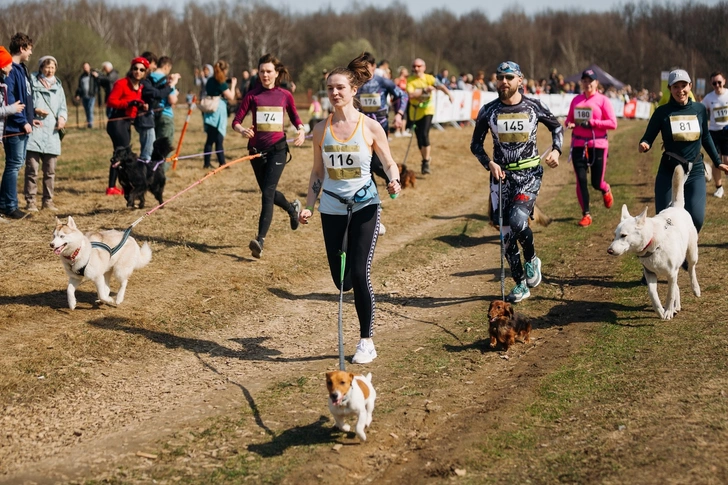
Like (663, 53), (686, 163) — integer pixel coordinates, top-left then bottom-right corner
(108, 0), (722, 19)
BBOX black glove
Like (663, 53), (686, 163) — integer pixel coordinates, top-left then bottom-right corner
(579, 121), (591, 128)
(128, 99), (143, 108)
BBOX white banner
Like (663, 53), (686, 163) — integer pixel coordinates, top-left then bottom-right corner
(431, 91), (653, 122)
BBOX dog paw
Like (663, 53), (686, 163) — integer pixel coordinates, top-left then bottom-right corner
(356, 431), (367, 441)
(341, 424), (351, 432)
(68, 302), (76, 310)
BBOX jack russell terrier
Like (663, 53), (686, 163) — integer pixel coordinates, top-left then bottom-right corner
(326, 370), (376, 441)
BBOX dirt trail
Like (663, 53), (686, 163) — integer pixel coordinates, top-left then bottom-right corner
(0, 126), (618, 483)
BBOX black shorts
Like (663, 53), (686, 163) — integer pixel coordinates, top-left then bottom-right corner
(709, 130), (728, 156)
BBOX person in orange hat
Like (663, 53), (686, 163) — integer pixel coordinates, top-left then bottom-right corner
(1, 45), (27, 222)
(0, 46), (25, 129)
(104, 56), (149, 195)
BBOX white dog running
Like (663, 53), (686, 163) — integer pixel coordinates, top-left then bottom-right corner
(50, 216), (152, 310)
(326, 370), (376, 441)
(607, 165), (699, 320)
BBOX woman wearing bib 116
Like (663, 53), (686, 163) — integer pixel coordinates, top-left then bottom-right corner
(233, 54), (306, 259)
(299, 54), (401, 365)
(639, 69), (728, 233)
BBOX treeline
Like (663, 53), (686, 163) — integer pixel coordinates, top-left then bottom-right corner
(0, 0), (726, 95)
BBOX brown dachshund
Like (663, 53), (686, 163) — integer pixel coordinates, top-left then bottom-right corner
(398, 163), (416, 189)
(487, 300), (532, 351)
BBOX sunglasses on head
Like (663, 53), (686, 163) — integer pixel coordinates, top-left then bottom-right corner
(496, 74), (516, 81)
(713, 81), (723, 86)
(132, 66), (146, 72)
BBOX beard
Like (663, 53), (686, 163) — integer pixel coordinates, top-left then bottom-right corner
(498, 84), (519, 101)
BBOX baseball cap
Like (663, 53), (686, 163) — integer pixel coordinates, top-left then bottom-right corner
(668, 69), (691, 86)
(581, 69), (597, 81)
(496, 61), (522, 77)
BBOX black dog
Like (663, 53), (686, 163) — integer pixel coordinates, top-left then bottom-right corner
(114, 138), (172, 209)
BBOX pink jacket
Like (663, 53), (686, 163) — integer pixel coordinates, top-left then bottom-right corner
(565, 92), (617, 149)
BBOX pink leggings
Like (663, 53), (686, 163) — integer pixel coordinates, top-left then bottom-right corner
(571, 146), (609, 214)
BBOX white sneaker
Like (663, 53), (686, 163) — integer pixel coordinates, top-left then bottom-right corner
(352, 338), (377, 364)
(402, 130), (412, 137)
(394, 131), (402, 138)
(378, 221), (386, 235)
(714, 186), (724, 198)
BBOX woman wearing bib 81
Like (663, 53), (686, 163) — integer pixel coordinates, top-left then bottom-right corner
(639, 69), (728, 233)
(233, 54), (306, 259)
(298, 54), (401, 365)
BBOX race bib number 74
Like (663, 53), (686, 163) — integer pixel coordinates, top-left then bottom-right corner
(669, 115), (700, 142)
(256, 106), (284, 132)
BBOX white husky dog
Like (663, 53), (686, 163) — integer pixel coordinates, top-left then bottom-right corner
(50, 216), (152, 310)
(607, 165), (699, 320)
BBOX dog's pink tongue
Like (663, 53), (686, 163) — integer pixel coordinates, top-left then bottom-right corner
(53, 246), (63, 256)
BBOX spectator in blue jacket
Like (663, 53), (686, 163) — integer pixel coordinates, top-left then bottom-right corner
(1, 33), (41, 220)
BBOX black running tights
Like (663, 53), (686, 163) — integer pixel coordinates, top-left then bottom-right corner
(250, 148), (292, 239)
(321, 204), (380, 338)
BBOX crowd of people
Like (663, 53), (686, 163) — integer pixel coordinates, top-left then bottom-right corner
(3, 31), (728, 364)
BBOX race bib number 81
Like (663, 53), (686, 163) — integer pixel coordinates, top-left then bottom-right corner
(497, 113), (532, 143)
(669, 115), (700, 142)
(256, 106), (284, 132)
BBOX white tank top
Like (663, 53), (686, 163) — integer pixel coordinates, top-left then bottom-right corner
(319, 113), (380, 215)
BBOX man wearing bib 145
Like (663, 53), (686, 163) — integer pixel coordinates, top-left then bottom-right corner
(700, 70), (728, 198)
(470, 61), (563, 303)
(299, 54), (401, 364)
(639, 69), (728, 234)
(565, 68), (617, 227)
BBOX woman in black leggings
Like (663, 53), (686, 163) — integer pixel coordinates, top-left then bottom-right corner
(232, 54), (306, 258)
(299, 54), (400, 365)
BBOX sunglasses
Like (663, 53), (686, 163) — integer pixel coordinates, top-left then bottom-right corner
(713, 81), (723, 86)
(132, 67), (146, 73)
(496, 74), (516, 81)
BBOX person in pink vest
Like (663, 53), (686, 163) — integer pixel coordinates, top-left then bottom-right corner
(565, 68), (618, 227)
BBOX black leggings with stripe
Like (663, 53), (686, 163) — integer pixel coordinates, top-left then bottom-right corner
(321, 204), (380, 338)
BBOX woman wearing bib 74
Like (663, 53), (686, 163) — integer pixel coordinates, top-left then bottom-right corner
(233, 54), (306, 259)
(639, 69), (728, 233)
(298, 54), (401, 365)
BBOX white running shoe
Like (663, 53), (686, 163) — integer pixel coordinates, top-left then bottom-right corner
(352, 338), (377, 364)
(714, 186), (724, 198)
(378, 221), (386, 235)
(525, 256), (542, 288)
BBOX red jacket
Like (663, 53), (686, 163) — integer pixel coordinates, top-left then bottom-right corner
(106, 77), (143, 119)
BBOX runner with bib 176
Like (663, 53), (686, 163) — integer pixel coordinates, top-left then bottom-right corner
(470, 61), (563, 303)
